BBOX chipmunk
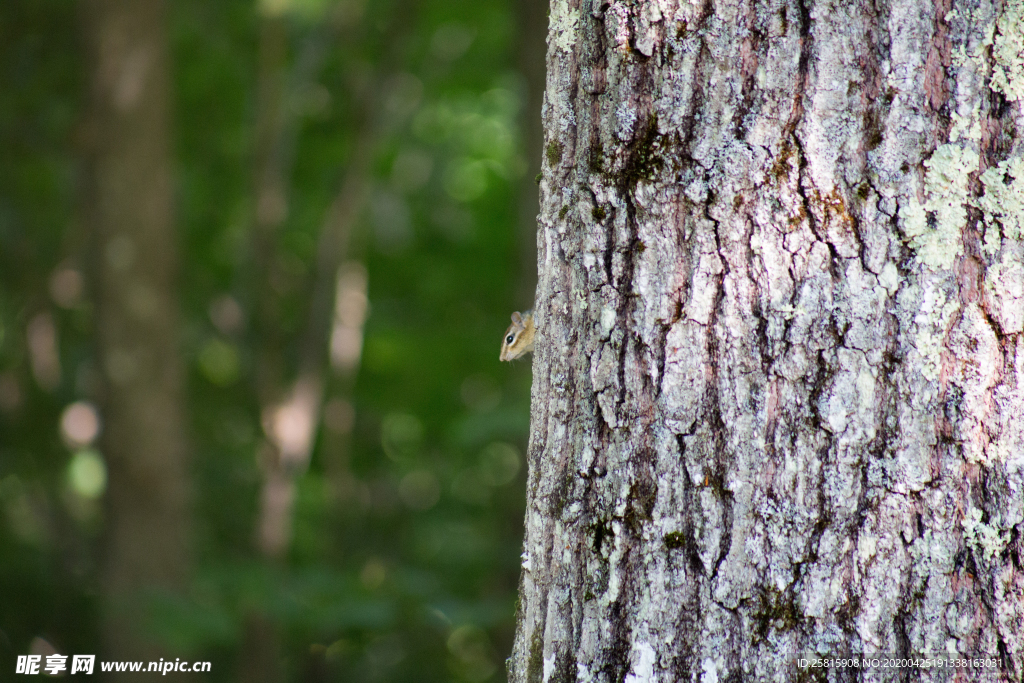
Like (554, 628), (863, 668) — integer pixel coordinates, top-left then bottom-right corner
(499, 310), (535, 361)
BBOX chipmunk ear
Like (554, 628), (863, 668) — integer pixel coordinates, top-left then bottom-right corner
(510, 312), (523, 325)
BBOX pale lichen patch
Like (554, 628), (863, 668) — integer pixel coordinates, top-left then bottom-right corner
(857, 534), (878, 564)
(900, 135), (1024, 270)
(878, 261), (899, 296)
(900, 144), (978, 271)
(948, 102), (983, 144)
(549, 0), (580, 54)
(911, 284), (959, 382)
(856, 366), (876, 412)
(623, 642), (657, 683)
(978, 156), (1024, 252)
(964, 507), (1010, 561)
(985, 249), (1024, 333)
(899, 0), (1024, 270)
(991, 0), (1024, 101)
(701, 656), (725, 683)
(606, 3), (632, 54)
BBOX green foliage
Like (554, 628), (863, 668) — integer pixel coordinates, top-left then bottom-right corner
(0, 0), (535, 680)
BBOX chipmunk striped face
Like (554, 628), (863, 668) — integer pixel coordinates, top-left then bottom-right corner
(500, 310), (535, 362)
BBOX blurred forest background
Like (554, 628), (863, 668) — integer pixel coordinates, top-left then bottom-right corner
(0, 0), (545, 680)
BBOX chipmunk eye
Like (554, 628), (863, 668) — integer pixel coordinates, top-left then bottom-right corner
(505, 334), (515, 344)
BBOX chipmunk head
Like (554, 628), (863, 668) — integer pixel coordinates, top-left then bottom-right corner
(499, 310), (535, 361)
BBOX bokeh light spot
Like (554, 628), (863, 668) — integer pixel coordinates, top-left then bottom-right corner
(68, 450), (107, 499)
(60, 401), (101, 447)
(50, 267), (83, 308)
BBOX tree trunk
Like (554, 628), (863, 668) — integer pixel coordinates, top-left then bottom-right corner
(511, 0), (1024, 680)
(81, 0), (190, 674)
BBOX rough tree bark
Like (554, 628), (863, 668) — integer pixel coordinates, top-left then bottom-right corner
(511, 0), (1024, 681)
(80, 0), (190, 674)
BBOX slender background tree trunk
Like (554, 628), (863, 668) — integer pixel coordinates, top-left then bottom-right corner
(80, 0), (190, 676)
(511, 0), (1024, 680)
